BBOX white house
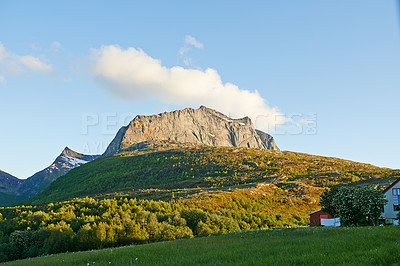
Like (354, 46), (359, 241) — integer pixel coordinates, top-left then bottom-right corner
(382, 177), (400, 224)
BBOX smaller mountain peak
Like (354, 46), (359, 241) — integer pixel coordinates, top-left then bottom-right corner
(61, 147), (82, 158)
(62, 147), (73, 155)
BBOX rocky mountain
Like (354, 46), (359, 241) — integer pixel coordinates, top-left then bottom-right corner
(0, 147), (100, 206)
(104, 106), (278, 155)
(0, 170), (22, 193)
(18, 147), (100, 198)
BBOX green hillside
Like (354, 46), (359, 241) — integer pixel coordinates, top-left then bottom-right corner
(2, 142), (399, 263)
(29, 141), (399, 204)
(0, 193), (19, 206)
(5, 226), (400, 265)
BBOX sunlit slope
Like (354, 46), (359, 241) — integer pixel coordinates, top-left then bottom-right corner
(29, 141), (400, 204)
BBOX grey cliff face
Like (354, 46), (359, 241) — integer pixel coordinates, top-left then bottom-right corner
(104, 106), (278, 155)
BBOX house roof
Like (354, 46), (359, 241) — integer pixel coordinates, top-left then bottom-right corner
(382, 177), (400, 194)
(308, 209), (323, 215)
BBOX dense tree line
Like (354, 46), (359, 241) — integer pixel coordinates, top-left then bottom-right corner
(0, 196), (307, 262)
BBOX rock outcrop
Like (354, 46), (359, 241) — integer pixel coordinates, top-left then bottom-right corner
(104, 106), (278, 155)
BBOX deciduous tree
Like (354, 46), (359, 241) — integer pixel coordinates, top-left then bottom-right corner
(321, 186), (387, 226)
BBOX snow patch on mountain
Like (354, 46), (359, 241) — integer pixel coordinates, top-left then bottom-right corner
(59, 154), (90, 167)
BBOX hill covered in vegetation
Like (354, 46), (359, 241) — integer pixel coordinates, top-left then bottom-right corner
(1, 141), (399, 262)
(28, 141), (399, 205)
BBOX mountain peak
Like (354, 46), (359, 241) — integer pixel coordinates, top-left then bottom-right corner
(104, 106), (278, 155)
(62, 146), (71, 153)
(13, 148), (101, 202)
(57, 147), (100, 163)
(61, 147), (82, 158)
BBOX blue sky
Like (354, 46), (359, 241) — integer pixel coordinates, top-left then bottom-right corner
(0, 1), (399, 178)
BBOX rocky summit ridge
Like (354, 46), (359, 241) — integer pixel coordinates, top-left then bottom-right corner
(104, 106), (278, 155)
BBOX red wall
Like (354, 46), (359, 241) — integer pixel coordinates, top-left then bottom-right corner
(309, 211), (332, 227)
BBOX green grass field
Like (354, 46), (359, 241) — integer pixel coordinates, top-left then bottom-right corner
(5, 226), (400, 265)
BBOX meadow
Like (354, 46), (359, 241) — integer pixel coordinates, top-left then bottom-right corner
(5, 226), (400, 265)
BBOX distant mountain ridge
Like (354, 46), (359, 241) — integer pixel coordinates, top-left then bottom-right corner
(0, 170), (22, 193)
(18, 147), (100, 198)
(0, 147), (100, 206)
(104, 106), (278, 155)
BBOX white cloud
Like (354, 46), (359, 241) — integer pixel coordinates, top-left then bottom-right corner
(0, 75), (4, 84)
(185, 35), (203, 49)
(19, 55), (52, 72)
(179, 35), (204, 55)
(179, 35), (204, 67)
(90, 45), (286, 132)
(0, 43), (52, 75)
(0, 44), (5, 61)
(178, 46), (190, 56)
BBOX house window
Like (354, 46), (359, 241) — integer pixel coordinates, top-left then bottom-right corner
(393, 188), (400, 211)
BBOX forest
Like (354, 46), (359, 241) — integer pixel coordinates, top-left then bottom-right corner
(0, 193), (309, 262)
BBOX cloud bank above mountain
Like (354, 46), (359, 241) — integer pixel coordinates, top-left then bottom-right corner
(89, 45), (286, 131)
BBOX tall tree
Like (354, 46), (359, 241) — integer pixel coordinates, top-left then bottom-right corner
(321, 186), (387, 226)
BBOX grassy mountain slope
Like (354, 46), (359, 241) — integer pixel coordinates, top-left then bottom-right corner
(0, 193), (20, 206)
(29, 141), (399, 204)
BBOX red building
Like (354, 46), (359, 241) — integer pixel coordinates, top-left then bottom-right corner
(308, 210), (332, 227)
